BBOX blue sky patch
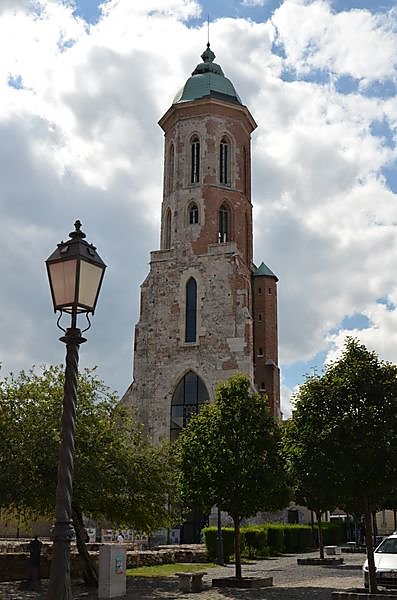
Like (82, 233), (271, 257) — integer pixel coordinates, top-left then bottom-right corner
(8, 75), (24, 90)
(71, 0), (103, 24)
(377, 296), (396, 311)
(341, 312), (371, 330)
(381, 163), (397, 193)
(335, 75), (359, 95)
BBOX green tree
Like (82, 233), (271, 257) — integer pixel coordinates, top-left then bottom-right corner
(177, 373), (289, 579)
(282, 376), (339, 559)
(288, 338), (397, 593)
(0, 365), (176, 586)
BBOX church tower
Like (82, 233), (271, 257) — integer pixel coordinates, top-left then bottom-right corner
(123, 45), (280, 444)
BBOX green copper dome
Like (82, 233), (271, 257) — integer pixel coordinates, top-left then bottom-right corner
(173, 44), (242, 105)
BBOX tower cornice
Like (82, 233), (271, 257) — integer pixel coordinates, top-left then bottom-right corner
(158, 97), (257, 135)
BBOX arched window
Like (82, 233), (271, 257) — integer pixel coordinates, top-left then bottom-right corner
(168, 143), (174, 193)
(170, 371), (209, 440)
(243, 146), (248, 195)
(164, 208), (171, 249)
(245, 212), (249, 263)
(185, 277), (197, 342)
(218, 203), (230, 243)
(188, 202), (199, 225)
(219, 137), (230, 185)
(191, 136), (200, 184)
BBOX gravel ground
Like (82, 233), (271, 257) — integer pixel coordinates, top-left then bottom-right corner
(0, 551), (365, 600)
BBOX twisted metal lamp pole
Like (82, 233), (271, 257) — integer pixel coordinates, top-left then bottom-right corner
(45, 221), (106, 600)
(46, 323), (85, 599)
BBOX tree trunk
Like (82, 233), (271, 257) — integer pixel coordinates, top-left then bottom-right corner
(364, 502), (377, 594)
(71, 503), (98, 587)
(315, 510), (324, 560)
(394, 509), (397, 532)
(372, 511), (378, 548)
(232, 516), (242, 579)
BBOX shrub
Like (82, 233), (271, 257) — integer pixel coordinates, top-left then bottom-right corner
(203, 527), (236, 563)
(321, 522), (345, 546)
(283, 525), (312, 552)
(203, 523), (313, 562)
(266, 525), (285, 554)
(242, 527), (269, 558)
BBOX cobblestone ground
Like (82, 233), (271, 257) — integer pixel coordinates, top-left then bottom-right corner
(0, 551), (365, 600)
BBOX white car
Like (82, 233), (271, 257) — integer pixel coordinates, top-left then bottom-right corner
(363, 534), (397, 589)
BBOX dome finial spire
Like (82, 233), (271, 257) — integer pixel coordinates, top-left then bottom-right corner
(201, 42), (215, 64)
(200, 14), (215, 63)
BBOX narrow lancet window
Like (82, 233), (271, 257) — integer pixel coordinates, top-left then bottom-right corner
(189, 202), (199, 225)
(191, 136), (200, 184)
(165, 208), (171, 249)
(220, 137), (230, 185)
(168, 143), (174, 193)
(185, 277), (197, 342)
(218, 203), (230, 243)
(243, 146), (248, 195)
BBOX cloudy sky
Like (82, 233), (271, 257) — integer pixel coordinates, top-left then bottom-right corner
(1, 0), (396, 417)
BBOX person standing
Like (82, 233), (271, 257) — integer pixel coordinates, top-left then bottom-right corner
(28, 535), (43, 589)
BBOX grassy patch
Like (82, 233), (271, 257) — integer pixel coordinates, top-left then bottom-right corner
(126, 562), (217, 578)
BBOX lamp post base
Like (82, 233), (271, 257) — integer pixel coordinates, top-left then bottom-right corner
(46, 521), (75, 599)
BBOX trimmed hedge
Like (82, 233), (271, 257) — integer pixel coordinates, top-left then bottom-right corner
(203, 523), (314, 562)
(321, 522), (345, 546)
(203, 527), (237, 563)
(242, 526), (269, 558)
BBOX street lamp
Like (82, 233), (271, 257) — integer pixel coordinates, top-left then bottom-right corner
(45, 220), (106, 600)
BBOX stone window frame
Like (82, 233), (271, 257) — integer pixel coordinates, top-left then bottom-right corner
(187, 200), (199, 225)
(170, 370), (209, 441)
(190, 134), (201, 185)
(218, 201), (232, 243)
(167, 142), (175, 193)
(219, 134), (232, 186)
(164, 207), (172, 249)
(185, 277), (197, 342)
(179, 269), (202, 347)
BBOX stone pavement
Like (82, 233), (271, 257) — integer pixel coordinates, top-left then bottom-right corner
(0, 551), (365, 600)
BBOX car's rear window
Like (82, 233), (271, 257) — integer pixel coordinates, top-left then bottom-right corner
(376, 539), (397, 554)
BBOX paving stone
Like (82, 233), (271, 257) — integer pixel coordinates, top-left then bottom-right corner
(0, 551), (366, 600)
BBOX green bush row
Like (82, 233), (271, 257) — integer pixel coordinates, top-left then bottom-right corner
(203, 522), (345, 562)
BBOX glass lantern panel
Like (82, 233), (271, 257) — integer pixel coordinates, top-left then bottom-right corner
(49, 259), (77, 309)
(78, 260), (103, 310)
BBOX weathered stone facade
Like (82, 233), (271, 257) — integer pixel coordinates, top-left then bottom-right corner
(122, 45), (280, 444)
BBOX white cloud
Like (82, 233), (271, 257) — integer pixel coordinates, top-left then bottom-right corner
(0, 0), (396, 403)
(272, 0), (397, 84)
(241, 0), (267, 6)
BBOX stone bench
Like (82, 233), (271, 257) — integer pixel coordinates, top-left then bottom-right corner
(175, 571), (207, 592)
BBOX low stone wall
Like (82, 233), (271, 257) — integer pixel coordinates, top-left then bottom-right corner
(0, 545), (207, 582)
(0, 553), (84, 582)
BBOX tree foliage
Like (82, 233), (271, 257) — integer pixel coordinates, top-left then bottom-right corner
(282, 376), (340, 558)
(177, 374), (289, 578)
(0, 365), (176, 583)
(285, 338), (397, 592)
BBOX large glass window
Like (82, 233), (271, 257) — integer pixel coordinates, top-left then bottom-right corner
(185, 277), (197, 342)
(170, 371), (209, 440)
(191, 136), (200, 184)
(218, 203), (230, 243)
(220, 137), (230, 185)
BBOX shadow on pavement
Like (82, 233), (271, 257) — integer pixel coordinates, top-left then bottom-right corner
(208, 586), (340, 600)
(121, 580), (341, 600)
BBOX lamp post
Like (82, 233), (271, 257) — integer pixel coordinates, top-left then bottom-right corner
(45, 220), (106, 600)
